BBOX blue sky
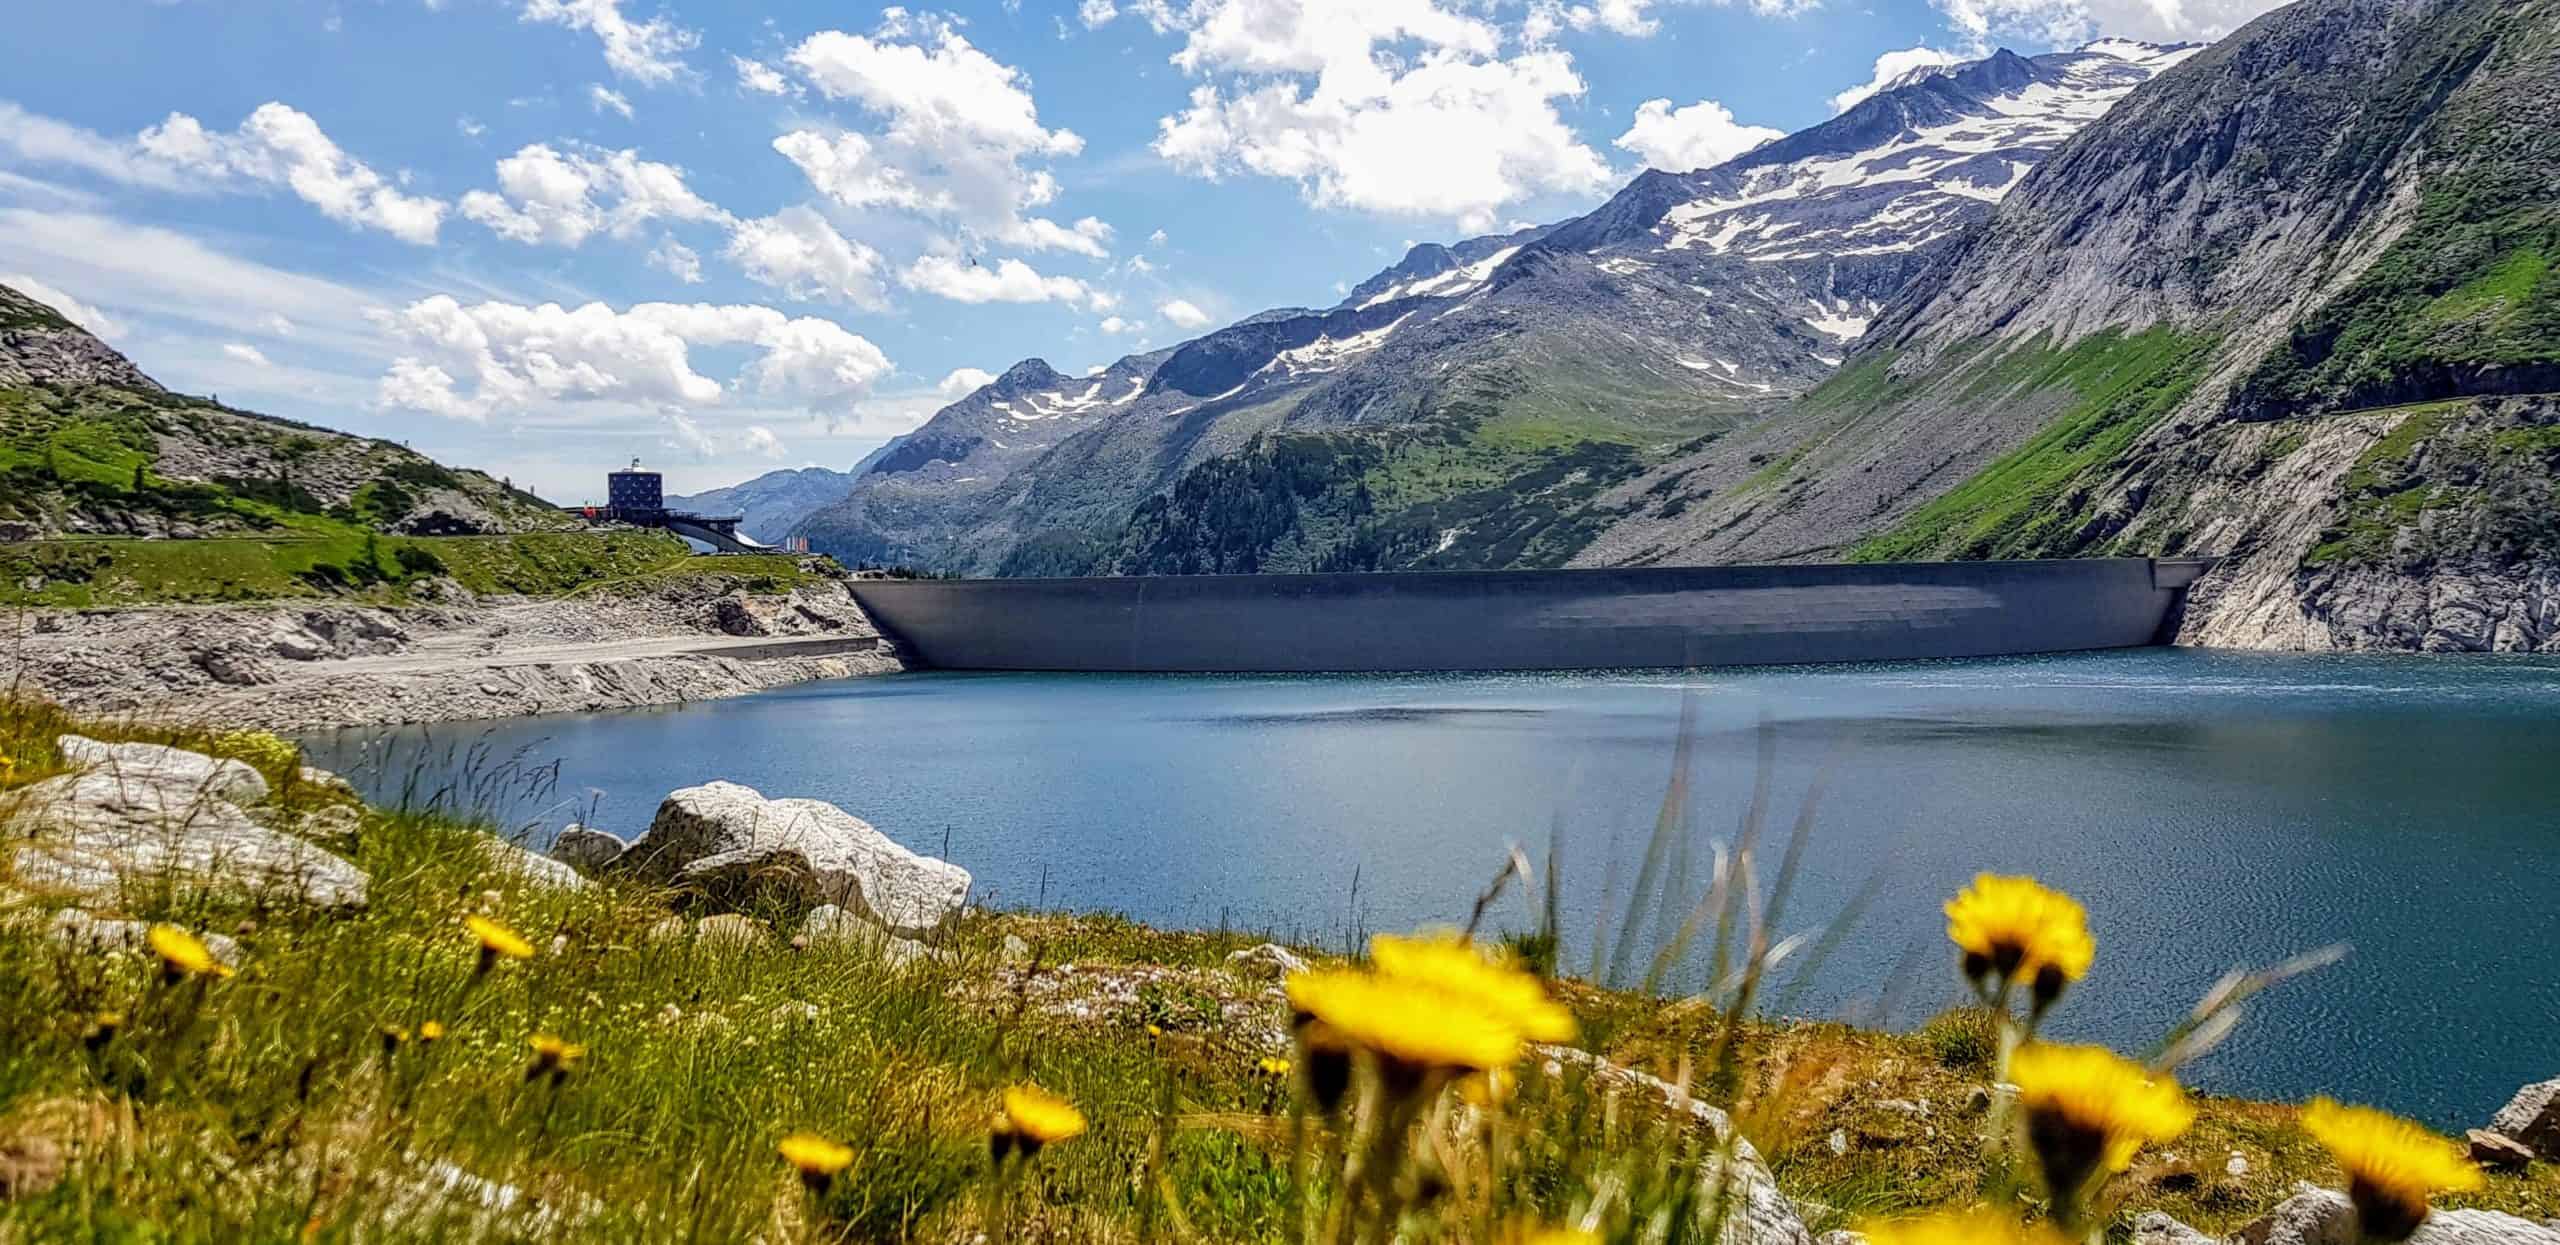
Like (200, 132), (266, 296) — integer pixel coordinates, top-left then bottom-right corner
(0, 0), (2282, 501)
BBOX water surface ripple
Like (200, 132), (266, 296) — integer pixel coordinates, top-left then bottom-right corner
(307, 648), (2560, 1128)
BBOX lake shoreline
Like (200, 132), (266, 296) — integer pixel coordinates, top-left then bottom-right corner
(1, 577), (909, 731)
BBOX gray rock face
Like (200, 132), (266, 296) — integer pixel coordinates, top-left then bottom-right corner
(58, 735), (270, 806)
(2133, 1212), (2219, 1244)
(665, 467), (857, 544)
(2492, 1079), (2560, 1160)
(2225, 1188), (2560, 1245)
(1570, 0), (2560, 659)
(6, 768), (368, 909)
(618, 782), (969, 934)
(477, 835), (588, 890)
(548, 825), (627, 875)
(1223, 942), (1310, 980)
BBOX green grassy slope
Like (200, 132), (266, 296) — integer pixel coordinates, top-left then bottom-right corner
(1101, 364), (1748, 576)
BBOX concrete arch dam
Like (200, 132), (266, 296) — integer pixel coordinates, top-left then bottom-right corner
(846, 558), (2216, 673)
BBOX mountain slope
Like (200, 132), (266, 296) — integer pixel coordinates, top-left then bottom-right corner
(1, 281), (571, 541)
(793, 41), (2195, 576)
(1579, 0), (2560, 651)
(667, 467), (856, 543)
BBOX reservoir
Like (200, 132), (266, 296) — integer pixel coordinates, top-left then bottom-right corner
(307, 648), (2560, 1130)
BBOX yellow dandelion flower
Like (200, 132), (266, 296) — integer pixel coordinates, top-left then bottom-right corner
(778, 1131), (854, 1191)
(2010, 1042), (2193, 1200)
(1945, 874), (2095, 993)
(526, 1033), (585, 1083)
(2300, 1098), (2484, 1242)
(418, 1020), (446, 1042)
(1256, 1056), (1293, 1077)
(1285, 968), (1523, 1075)
(1497, 1225), (1601, 1245)
(1458, 1067), (1516, 1109)
(1001, 1084), (1087, 1149)
(1371, 930), (1577, 1043)
(1857, 1207), (2072, 1245)
(465, 915), (535, 967)
(147, 925), (233, 980)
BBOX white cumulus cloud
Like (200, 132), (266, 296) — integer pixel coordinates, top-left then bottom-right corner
(900, 254), (1105, 308)
(937, 366), (997, 397)
(136, 103), (447, 243)
(2, 273), (126, 339)
(1613, 98), (1782, 173)
(369, 296), (891, 421)
(1151, 1), (1613, 231)
(778, 17), (1109, 256)
(1829, 45), (1969, 113)
(588, 85), (635, 119)
(459, 142), (727, 247)
(519, 0), (697, 86)
(732, 56), (794, 96)
(724, 206), (888, 309)
(1932, 0), (2284, 42)
(648, 238), (703, 283)
(221, 343), (273, 367)
(1158, 298), (1212, 329)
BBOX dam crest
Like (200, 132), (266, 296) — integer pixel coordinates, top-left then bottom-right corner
(848, 558), (2217, 673)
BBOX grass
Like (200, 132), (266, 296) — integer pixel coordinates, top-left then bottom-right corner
(0, 530), (718, 608)
(1, 699), (2553, 1241)
(1848, 328), (2218, 563)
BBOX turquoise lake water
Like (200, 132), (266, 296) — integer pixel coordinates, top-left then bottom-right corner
(306, 649), (2560, 1128)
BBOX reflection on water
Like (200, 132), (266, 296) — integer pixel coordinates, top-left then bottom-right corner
(305, 648), (2560, 1128)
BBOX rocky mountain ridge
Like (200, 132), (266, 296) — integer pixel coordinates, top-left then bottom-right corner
(667, 466), (859, 544)
(789, 39), (2198, 576)
(1579, 0), (2560, 652)
(0, 281), (572, 540)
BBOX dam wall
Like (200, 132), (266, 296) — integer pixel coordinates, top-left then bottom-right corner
(845, 558), (2215, 673)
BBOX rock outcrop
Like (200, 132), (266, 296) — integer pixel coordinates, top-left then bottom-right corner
(548, 825), (627, 875)
(6, 737), (368, 909)
(2139, 1187), (2560, 1244)
(1, 581), (904, 732)
(56, 735), (269, 805)
(2491, 1079), (2560, 1160)
(614, 781), (969, 934)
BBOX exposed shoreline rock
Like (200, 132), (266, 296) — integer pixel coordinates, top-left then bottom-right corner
(614, 780), (971, 935)
(4, 735), (370, 910)
(0, 579), (906, 732)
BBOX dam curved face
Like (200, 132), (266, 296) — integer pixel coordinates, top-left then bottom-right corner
(849, 559), (2214, 673)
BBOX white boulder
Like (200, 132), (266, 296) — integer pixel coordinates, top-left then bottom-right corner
(618, 781), (968, 934)
(2213, 1187), (2560, 1245)
(58, 734), (269, 805)
(478, 834), (588, 890)
(548, 824), (627, 875)
(7, 768), (367, 909)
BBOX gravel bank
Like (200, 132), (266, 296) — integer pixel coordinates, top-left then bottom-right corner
(2, 573), (907, 731)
